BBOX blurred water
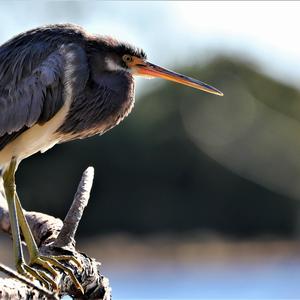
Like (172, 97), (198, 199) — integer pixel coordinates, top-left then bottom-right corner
(2, 235), (300, 299)
(106, 259), (300, 299)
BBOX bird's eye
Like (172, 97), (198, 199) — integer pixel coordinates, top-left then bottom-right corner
(123, 55), (133, 64)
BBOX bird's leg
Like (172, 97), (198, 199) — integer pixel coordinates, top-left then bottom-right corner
(3, 159), (24, 270)
(3, 158), (83, 293)
(2, 158), (54, 289)
(14, 193), (83, 293)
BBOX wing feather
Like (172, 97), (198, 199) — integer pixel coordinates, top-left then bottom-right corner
(0, 28), (89, 150)
(0, 49), (64, 135)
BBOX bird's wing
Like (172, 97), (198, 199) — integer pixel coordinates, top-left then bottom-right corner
(0, 40), (89, 149)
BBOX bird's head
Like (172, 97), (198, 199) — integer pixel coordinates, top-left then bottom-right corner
(101, 39), (223, 96)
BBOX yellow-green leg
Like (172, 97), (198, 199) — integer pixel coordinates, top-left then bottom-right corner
(3, 158), (83, 293)
(3, 158), (52, 288)
(3, 158), (24, 271)
(15, 194), (83, 292)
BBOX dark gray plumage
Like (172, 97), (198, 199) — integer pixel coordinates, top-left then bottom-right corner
(0, 24), (223, 291)
(0, 23), (222, 163)
(0, 24), (145, 155)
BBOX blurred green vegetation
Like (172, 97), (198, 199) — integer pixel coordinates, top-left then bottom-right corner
(17, 57), (300, 239)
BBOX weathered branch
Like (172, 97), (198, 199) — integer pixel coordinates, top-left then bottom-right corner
(0, 263), (58, 299)
(0, 167), (111, 299)
(54, 167), (94, 249)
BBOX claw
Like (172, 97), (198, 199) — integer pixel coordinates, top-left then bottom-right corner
(32, 256), (59, 278)
(43, 256), (84, 294)
(29, 254), (84, 294)
(48, 255), (83, 271)
(18, 262), (55, 291)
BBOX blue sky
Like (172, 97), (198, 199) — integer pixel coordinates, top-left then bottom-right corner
(1, 1), (300, 90)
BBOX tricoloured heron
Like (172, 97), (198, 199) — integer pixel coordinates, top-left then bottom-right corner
(0, 24), (223, 292)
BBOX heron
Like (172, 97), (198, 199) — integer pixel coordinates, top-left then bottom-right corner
(0, 24), (223, 292)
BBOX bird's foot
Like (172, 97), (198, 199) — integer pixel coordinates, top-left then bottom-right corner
(29, 254), (84, 294)
(16, 261), (59, 291)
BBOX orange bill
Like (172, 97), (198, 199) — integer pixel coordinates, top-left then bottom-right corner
(135, 61), (223, 96)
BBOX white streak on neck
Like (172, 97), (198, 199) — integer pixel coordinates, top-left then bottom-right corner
(105, 57), (127, 72)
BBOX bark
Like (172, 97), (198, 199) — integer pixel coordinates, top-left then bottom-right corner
(0, 167), (111, 300)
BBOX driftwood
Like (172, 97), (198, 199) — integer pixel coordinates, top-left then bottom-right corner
(0, 167), (111, 299)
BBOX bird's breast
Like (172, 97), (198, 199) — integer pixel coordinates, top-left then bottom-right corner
(57, 72), (135, 140)
(0, 72), (135, 167)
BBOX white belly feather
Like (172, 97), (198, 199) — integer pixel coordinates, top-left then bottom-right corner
(0, 102), (70, 167)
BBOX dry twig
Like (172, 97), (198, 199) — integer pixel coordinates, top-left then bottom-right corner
(0, 167), (111, 299)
